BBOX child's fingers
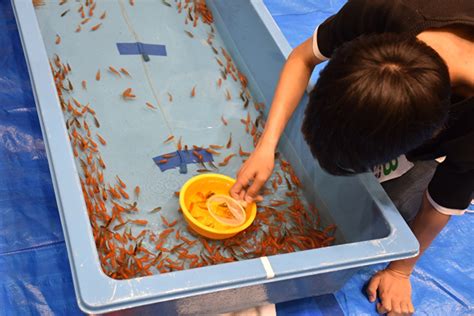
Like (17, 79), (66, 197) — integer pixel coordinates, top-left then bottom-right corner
(244, 175), (266, 203)
(230, 174), (251, 199)
(390, 300), (402, 314)
(377, 302), (390, 315)
(229, 184), (241, 199)
(401, 302), (412, 315)
(377, 295), (393, 314)
(366, 274), (381, 302)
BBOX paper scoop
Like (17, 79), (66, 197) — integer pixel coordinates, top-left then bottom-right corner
(206, 194), (246, 227)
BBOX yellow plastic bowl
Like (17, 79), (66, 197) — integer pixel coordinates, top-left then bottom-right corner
(179, 173), (257, 240)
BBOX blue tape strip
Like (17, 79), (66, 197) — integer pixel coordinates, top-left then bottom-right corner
(176, 150), (187, 174)
(137, 42), (150, 62)
(116, 42), (167, 56)
(153, 149), (214, 172)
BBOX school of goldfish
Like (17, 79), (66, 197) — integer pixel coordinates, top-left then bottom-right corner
(40, 0), (336, 279)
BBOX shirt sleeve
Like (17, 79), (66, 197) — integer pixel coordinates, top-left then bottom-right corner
(313, 0), (417, 59)
(427, 133), (474, 212)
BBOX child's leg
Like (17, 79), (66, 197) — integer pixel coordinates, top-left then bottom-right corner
(381, 160), (438, 222)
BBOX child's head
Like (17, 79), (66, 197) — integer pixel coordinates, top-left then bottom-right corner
(302, 33), (451, 175)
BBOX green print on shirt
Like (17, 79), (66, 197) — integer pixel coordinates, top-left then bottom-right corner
(383, 159), (399, 176)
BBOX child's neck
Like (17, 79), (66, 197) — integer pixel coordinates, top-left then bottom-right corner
(418, 25), (474, 98)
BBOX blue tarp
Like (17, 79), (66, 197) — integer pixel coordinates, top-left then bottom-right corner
(0, 0), (472, 315)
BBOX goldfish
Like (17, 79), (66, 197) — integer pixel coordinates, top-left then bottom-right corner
(149, 206), (162, 213)
(177, 137), (182, 151)
(90, 23), (102, 31)
(67, 79), (73, 91)
(122, 88), (136, 99)
(218, 154), (235, 167)
(146, 102), (157, 109)
(120, 68), (131, 77)
(113, 221), (129, 231)
(270, 200), (287, 207)
(108, 185), (121, 199)
(97, 155), (106, 169)
(239, 145), (250, 157)
(204, 148), (220, 155)
(250, 123), (257, 136)
(276, 172), (283, 185)
(98, 170), (104, 184)
(72, 98), (82, 108)
(272, 179), (278, 191)
(88, 137), (98, 148)
(97, 133), (106, 145)
(162, 153), (176, 159)
(215, 57), (224, 67)
(192, 150), (203, 161)
(221, 115), (228, 126)
(132, 219), (148, 226)
(117, 185), (129, 199)
(163, 135), (174, 143)
(226, 133), (232, 149)
(93, 116), (100, 128)
(290, 173), (302, 187)
(108, 66), (121, 77)
(116, 176), (126, 188)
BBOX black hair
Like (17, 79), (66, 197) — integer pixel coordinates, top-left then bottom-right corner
(302, 33), (451, 175)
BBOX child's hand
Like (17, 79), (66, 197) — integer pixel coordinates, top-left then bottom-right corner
(366, 268), (415, 315)
(230, 145), (274, 204)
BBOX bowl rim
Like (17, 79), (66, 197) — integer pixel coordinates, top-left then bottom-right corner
(179, 173), (257, 235)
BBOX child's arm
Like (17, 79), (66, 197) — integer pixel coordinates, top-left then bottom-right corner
(366, 191), (451, 315)
(230, 36), (323, 203)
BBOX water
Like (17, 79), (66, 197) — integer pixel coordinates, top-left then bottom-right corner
(34, 0), (336, 279)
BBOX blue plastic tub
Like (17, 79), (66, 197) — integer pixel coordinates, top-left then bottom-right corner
(12, 0), (418, 314)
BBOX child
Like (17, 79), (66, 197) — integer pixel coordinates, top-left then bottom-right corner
(230, 0), (474, 314)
